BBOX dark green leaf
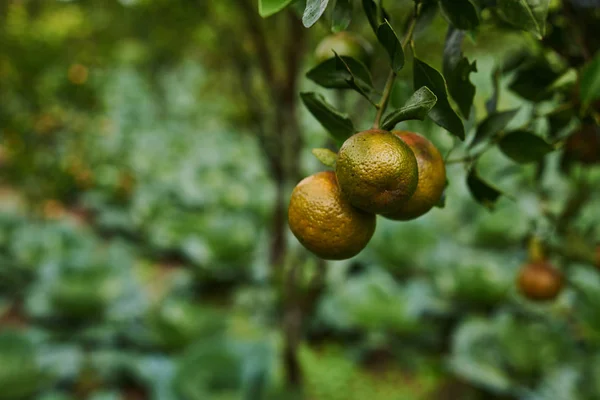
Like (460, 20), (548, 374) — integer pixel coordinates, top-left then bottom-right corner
(415, 0), (440, 35)
(259, 0), (294, 17)
(509, 58), (561, 101)
(390, 80), (412, 108)
(448, 58), (477, 117)
(580, 52), (600, 107)
(381, 87), (438, 130)
(306, 56), (374, 91)
(547, 68), (577, 93)
(334, 53), (376, 103)
(312, 148), (338, 168)
(435, 179), (449, 209)
(443, 28), (477, 119)
(303, 0), (330, 27)
(440, 0), (480, 30)
(413, 57), (465, 140)
(470, 109), (519, 148)
(467, 168), (503, 210)
(376, 20), (405, 73)
(485, 67), (501, 114)
(436, 187), (447, 208)
(498, 130), (554, 163)
(496, 0), (551, 39)
(362, 0), (390, 34)
(332, 0), (352, 32)
(300, 92), (356, 144)
(547, 105), (574, 138)
(499, 50), (530, 74)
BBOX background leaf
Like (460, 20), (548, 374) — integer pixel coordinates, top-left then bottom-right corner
(580, 52), (600, 107)
(332, 0), (352, 32)
(333, 53), (377, 102)
(547, 105), (575, 138)
(467, 168), (503, 210)
(470, 109), (519, 148)
(496, 0), (551, 39)
(376, 20), (405, 73)
(258, 0), (294, 17)
(362, 0), (390, 34)
(440, 0), (480, 30)
(414, 57), (465, 140)
(498, 131), (554, 163)
(486, 67), (501, 114)
(306, 56), (374, 90)
(303, 0), (330, 28)
(443, 28), (477, 119)
(415, 0), (440, 34)
(381, 87), (438, 130)
(508, 57), (561, 101)
(300, 92), (356, 144)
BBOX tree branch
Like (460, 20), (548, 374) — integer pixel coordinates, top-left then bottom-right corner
(239, 0), (278, 96)
(373, 2), (421, 129)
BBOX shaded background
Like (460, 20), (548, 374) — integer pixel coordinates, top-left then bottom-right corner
(0, 0), (600, 399)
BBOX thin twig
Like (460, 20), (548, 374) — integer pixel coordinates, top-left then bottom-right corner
(373, 2), (421, 128)
(373, 70), (396, 128)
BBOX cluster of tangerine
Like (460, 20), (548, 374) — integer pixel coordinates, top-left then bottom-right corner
(288, 129), (446, 260)
(288, 33), (446, 261)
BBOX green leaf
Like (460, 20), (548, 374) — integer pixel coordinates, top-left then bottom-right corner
(331, 0), (352, 32)
(381, 87), (438, 130)
(496, 0), (551, 39)
(508, 57), (560, 101)
(390, 80), (412, 108)
(333, 53), (376, 103)
(436, 184), (447, 208)
(413, 57), (465, 140)
(467, 168), (503, 210)
(486, 67), (501, 114)
(376, 20), (405, 73)
(306, 56), (374, 91)
(312, 148), (338, 168)
(300, 92), (356, 144)
(470, 109), (519, 148)
(415, 0), (440, 35)
(303, 0), (330, 27)
(362, 0), (390, 34)
(580, 52), (600, 107)
(547, 105), (574, 138)
(547, 68), (577, 93)
(443, 28), (477, 119)
(440, 0), (480, 30)
(497, 130), (554, 163)
(259, 0), (294, 17)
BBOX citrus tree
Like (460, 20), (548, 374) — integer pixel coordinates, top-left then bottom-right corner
(259, 0), (600, 392)
(0, 0), (599, 398)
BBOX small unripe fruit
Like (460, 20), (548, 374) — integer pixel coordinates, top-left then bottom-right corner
(517, 261), (563, 301)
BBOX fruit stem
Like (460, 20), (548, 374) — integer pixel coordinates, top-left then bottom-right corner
(528, 236), (546, 263)
(373, 70), (396, 128)
(373, 1), (421, 129)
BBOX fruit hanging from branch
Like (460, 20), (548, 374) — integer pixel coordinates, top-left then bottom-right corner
(335, 129), (419, 215)
(288, 171), (376, 260)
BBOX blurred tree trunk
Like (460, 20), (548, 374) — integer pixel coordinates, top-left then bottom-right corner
(233, 1), (308, 389)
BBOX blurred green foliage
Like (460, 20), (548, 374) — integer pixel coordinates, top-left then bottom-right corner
(0, 0), (599, 399)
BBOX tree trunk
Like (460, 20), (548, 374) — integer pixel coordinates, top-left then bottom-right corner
(270, 176), (287, 267)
